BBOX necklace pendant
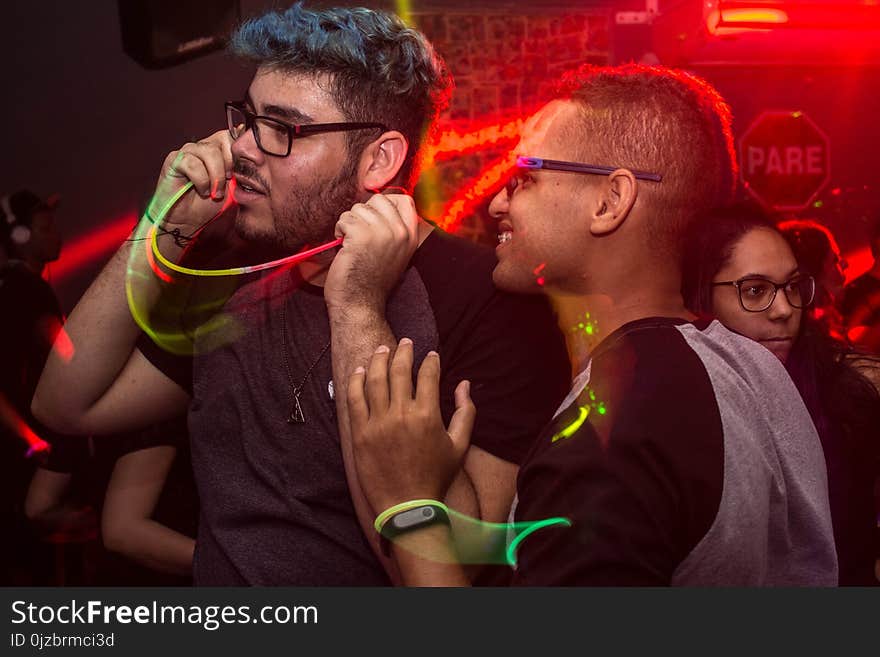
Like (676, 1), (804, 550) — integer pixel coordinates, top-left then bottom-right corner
(288, 394), (305, 424)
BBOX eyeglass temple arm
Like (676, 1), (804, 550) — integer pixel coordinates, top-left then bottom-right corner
(517, 156), (662, 182)
(293, 122), (388, 136)
(226, 102), (385, 135)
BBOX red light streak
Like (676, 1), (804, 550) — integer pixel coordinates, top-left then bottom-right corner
(423, 109), (544, 233)
(534, 262), (547, 287)
(47, 181), (238, 283)
(50, 214), (138, 282)
(437, 154), (516, 233)
(425, 116), (524, 167)
(41, 316), (74, 362)
(0, 394), (51, 457)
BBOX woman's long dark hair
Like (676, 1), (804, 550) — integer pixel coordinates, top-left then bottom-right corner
(681, 203), (777, 318)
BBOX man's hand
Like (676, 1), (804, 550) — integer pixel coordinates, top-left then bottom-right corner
(324, 194), (419, 316)
(347, 338), (475, 515)
(152, 129), (234, 231)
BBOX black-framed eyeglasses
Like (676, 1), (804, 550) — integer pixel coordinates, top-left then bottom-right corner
(711, 274), (816, 313)
(505, 155), (663, 197)
(225, 101), (387, 157)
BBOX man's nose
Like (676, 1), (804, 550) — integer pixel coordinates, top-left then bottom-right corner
(231, 125), (264, 164)
(488, 187), (510, 219)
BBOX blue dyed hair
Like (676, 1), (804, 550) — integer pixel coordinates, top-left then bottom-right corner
(230, 3), (452, 189)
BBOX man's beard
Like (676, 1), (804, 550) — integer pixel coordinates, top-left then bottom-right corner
(235, 160), (360, 253)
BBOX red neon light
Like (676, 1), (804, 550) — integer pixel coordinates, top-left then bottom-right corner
(423, 105), (567, 233)
(706, 6), (788, 35)
(425, 117), (524, 167)
(437, 154), (515, 233)
(722, 8), (788, 24)
(708, 1), (880, 32)
(48, 180), (238, 283)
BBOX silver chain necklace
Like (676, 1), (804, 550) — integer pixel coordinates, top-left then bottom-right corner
(280, 300), (331, 424)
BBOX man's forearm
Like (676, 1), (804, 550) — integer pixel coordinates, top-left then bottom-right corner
(330, 307), (482, 582)
(104, 520), (195, 577)
(330, 306), (403, 580)
(32, 230), (184, 432)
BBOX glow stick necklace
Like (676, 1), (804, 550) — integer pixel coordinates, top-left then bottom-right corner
(148, 181), (342, 277)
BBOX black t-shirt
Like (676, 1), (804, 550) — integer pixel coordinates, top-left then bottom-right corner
(0, 263), (64, 562)
(0, 262), (62, 411)
(511, 318), (837, 586)
(139, 229), (571, 585)
(92, 417), (197, 586)
(512, 318), (723, 585)
(31, 417), (197, 586)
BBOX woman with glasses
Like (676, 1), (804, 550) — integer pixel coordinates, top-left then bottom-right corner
(682, 203), (880, 585)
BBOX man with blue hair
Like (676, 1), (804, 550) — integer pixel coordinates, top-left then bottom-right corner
(33, 3), (569, 585)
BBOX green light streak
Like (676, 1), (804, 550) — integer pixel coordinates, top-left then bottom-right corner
(125, 182), (243, 354)
(505, 517), (572, 567)
(551, 405), (589, 443)
(395, 0), (413, 25)
(384, 506), (572, 566)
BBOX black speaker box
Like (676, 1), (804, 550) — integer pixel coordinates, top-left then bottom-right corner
(118, 0), (241, 70)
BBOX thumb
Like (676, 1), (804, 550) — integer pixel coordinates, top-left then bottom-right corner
(385, 194), (419, 235)
(334, 218), (346, 240)
(384, 192), (415, 212)
(447, 380), (476, 459)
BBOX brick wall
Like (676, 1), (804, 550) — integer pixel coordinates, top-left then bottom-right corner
(410, 7), (611, 243)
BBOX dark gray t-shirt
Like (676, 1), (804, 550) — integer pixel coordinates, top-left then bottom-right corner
(140, 230), (570, 585)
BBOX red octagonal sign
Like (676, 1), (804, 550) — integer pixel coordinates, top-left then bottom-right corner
(739, 111), (831, 212)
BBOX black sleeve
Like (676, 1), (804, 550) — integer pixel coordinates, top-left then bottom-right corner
(136, 334), (194, 395)
(412, 231), (571, 465)
(96, 415), (189, 462)
(511, 329), (724, 585)
(439, 290), (571, 464)
(41, 433), (90, 473)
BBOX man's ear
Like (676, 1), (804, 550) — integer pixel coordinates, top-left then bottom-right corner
(358, 130), (409, 192)
(589, 169), (638, 236)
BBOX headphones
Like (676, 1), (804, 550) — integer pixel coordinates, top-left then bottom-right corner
(1, 195), (32, 246)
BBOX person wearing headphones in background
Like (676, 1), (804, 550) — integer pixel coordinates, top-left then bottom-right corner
(0, 188), (75, 584)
